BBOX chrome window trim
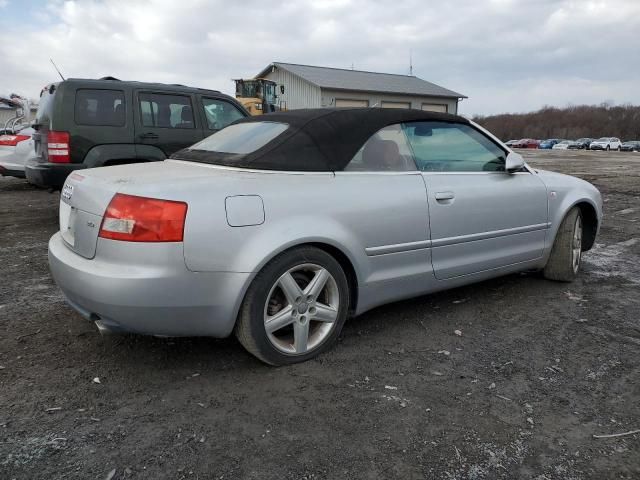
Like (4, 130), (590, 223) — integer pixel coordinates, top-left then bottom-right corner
(335, 171), (421, 176)
(420, 171), (532, 176)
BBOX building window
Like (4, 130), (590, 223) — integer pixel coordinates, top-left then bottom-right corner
(421, 103), (448, 113)
(381, 101), (411, 109)
(335, 99), (369, 108)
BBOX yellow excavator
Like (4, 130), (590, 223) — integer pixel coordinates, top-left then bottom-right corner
(234, 78), (284, 116)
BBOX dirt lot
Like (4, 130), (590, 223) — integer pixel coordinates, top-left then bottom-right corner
(1, 150), (639, 480)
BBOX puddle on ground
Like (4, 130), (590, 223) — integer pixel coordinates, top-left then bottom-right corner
(582, 238), (640, 284)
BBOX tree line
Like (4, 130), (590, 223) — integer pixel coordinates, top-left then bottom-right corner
(473, 104), (640, 141)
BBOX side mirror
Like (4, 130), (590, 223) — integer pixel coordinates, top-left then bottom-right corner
(505, 152), (525, 172)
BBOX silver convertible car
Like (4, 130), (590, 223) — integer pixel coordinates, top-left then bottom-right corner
(48, 109), (603, 365)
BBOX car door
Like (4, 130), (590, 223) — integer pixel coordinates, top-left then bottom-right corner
(134, 90), (204, 157)
(403, 121), (549, 280)
(336, 124), (432, 291)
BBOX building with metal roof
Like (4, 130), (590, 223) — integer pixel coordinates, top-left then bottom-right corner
(256, 62), (466, 114)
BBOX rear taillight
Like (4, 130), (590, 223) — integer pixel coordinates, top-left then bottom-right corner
(99, 193), (188, 242)
(47, 131), (70, 163)
(0, 134), (30, 146)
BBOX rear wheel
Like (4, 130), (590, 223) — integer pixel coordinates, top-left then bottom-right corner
(606, 145), (610, 151)
(544, 207), (583, 282)
(235, 246), (350, 365)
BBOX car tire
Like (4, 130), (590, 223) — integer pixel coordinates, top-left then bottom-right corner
(235, 246), (350, 366)
(606, 145), (610, 151)
(543, 207), (583, 282)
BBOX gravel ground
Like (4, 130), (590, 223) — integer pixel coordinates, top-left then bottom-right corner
(1, 150), (639, 480)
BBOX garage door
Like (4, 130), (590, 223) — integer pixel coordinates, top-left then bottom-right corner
(422, 103), (448, 113)
(381, 101), (411, 109)
(335, 99), (369, 108)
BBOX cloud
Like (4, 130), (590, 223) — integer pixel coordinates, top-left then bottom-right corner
(0, 0), (638, 115)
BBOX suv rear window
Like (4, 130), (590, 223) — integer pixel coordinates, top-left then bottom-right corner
(139, 93), (194, 129)
(75, 89), (125, 127)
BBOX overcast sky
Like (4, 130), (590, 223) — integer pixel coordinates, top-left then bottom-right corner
(1, 0), (638, 115)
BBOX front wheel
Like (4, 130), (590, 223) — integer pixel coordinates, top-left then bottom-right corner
(235, 246), (350, 365)
(544, 207), (583, 282)
(606, 145), (610, 151)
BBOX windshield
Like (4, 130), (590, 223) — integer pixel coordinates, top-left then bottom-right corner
(596, 137), (608, 141)
(237, 80), (276, 104)
(189, 122), (288, 154)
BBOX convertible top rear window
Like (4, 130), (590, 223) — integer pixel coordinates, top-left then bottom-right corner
(190, 122), (288, 154)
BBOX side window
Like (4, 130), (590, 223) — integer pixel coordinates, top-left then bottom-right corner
(202, 98), (245, 131)
(75, 89), (125, 127)
(344, 124), (416, 172)
(138, 93), (194, 129)
(403, 121), (506, 172)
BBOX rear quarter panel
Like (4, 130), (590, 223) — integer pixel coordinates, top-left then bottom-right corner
(167, 169), (432, 287)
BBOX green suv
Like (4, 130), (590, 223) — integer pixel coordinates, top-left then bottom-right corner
(26, 77), (248, 188)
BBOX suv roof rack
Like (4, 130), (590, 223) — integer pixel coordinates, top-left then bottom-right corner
(99, 76), (121, 81)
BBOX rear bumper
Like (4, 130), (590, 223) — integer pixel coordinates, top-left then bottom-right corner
(0, 163), (26, 178)
(48, 232), (251, 337)
(25, 162), (83, 189)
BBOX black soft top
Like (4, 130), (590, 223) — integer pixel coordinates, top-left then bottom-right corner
(172, 108), (470, 171)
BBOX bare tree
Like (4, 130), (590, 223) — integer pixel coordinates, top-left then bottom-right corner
(473, 104), (640, 141)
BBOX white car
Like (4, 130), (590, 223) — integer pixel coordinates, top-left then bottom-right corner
(0, 127), (36, 178)
(552, 140), (571, 150)
(589, 137), (622, 151)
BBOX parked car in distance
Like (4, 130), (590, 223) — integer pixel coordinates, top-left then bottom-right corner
(568, 138), (593, 150)
(504, 139), (518, 147)
(552, 140), (572, 150)
(589, 137), (622, 151)
(539, 139), (560, 149)
(0, 127), (36, 178)
(620, 140), (640, 152)
(512, 138), (539, 148)
(26, 77), (249, 189)
(48, 108), (603, 365)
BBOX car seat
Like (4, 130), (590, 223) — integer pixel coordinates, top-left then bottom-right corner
(174, 106), (193, 129)
(362, 138), (405, 171)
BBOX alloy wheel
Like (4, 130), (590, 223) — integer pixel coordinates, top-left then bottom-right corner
(263, 263), (340, 355)
(572, 215), (583, 273)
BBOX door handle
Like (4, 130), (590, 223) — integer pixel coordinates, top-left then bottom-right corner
(435, 191), (455, 201)
(139, 132), (159, 139)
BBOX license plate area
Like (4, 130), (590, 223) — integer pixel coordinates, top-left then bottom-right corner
(59, 199), (102, 259)
(60, 201), (75, 247)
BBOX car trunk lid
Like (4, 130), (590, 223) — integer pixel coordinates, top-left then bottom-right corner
(59, 171), (118, 259)
(57, 160), (235, 259)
